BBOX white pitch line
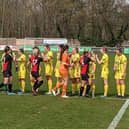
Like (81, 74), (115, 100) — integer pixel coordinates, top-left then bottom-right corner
(107, 99), (129, 129)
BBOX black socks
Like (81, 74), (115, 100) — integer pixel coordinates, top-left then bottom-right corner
(8, 84), (12, 92)
(80, 87), (84, 96)
(86, 85), (91, 94)
(33, 80), (43, 91)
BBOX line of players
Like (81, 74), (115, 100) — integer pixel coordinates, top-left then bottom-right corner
(0, 45), (127, 98)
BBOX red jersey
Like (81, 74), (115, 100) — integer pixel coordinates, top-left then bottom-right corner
(29, 56), (43, 72)
(80, 56), (91, 75)
(3, 54), (13, 72)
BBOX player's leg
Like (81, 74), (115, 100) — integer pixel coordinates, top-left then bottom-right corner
(103, 78), (108, 97)
(116, 79), (121, 97)
(86, 78), (92, 97)
(8, 76), (16, 95)
(83, 74), (89, 97)
(85, 78), (92, 97)
(17, 79), (25, 95)
(0, 82), (7, 91)
(120, 79), (125, 97)
(58, 70), (69, 98)
(45, 65), (53, 95)
(71, 78), (76, 95)
(2, 72), (9, 92)
(46, 76), (52, 95)
(80, 74), (87, 97)
(80, 80), (86, 97)
(33, 76), (43, 92)
(91, 79), (96, 98)
(52, 78), (64, 96)
(56, 77), (61, 95)
(3, 77), (8, 93)
(30, 74), (35, 90)
(18, 70), (26, 94)
(61, 77), (68, 98)
(76, 78), (81, 95)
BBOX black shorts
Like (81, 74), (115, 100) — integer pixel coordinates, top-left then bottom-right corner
(81, 74), (89, 81)
(3, 71), (12, 78)
(31, 72), (40, 79)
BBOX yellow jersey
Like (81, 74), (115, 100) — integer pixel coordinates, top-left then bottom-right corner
(44, 51), (53, 66)
(115, 54), (127, 73)
(70, 53), (80, 68)
(55, 53), (61, 70)
(55, 53), (61, 78)
(18, 54), (26, 71)
(89, 61), (96, 74)
(101, 53), (109, 73)
(74, 53), (80, 68)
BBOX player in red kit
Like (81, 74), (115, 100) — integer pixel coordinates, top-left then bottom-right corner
(27, 47), (44, 96)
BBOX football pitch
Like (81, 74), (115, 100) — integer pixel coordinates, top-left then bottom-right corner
(0, 53), (129, 129)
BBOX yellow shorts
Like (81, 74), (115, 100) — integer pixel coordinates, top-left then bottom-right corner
(45, 65), (53, 76)
(74, 68), (81, 78)
(115, 72), (126, 80)
(18, 70), (26, 79)
(101, 71), (109, 79)
(55, 69), (61, 78)
(69, 68), (75, 79)
(89, 74), (95, 80)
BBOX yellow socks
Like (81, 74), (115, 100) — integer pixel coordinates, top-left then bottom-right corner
(121, 84), (125, 97)
(92, 85), (95, 97)
(117, 84), (121, 96)
(21, 81), (25, 92)
(77, 83), (81, 94)
(31, 81), (34, 88)
(104, 85), (108, 97)
(48, 79), (52, 92)
(117, 84), (125, 97)
(56, 81), (60, 94)
(83, 84), (87, 96)
(72, 83), (76, 94)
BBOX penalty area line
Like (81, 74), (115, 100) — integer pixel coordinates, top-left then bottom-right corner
(107, 99), (129, 129)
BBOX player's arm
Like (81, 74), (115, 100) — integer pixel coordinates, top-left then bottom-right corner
(12, 52), (16, 61)
(113, 56), (117, 71)
(43, 54), (49, 62)
(41, 53), (47, 62)
(47, 52), (53, 62)
(90, 56), (95, 62)
(113, 62), (117, 71)
(93, 63), (96, 74)
(54, 54), (59, 71)
(123, 59), (127, 76)
(62, 62), (70, 67)
(1, 58), (4, 72)
(62, 55), (70, 67)
(27, 61), (31, 73)
(96, 54), (103, 64)
(0, 54), (4, 72)
(15, 57), (23, 62)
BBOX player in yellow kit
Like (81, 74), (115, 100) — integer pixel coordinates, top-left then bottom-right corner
(54, 45), (63, 95)
(88, 51), (96, 98)
(15, 49), (26, 94)
(114, 48), (127, 98)
(69, 48), (81, 96)
(44, 45), (53, 95)
(96, 47), (109, 97)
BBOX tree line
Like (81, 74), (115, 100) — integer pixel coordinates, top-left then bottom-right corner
(0, 0), (129, 46)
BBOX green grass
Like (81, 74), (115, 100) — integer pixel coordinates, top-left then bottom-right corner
(116, 107), (129, 129)
(0, 96), (124, 129)
(0, 52), (128, 129)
